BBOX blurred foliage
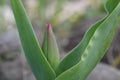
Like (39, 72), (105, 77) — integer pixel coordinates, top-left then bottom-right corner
(85, 0), (106, 18)
(49, 0), (65, 25)
(0, 0), (5, 6)
(36, 0), (83, 38)
(112, 55), (120, 67)
(0, 0), (5, 33)
(0, 10), (6, 33)
(37, 0), (66, 27)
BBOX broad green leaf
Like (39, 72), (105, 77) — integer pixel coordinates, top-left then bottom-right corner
(56, 0), (120, 75)
(105, 0), (120, 13)
(56, 18), (106, 75)
(56, 3), (120, 80)
(10, 0), (55, 80)
(42, 22), (60, 71)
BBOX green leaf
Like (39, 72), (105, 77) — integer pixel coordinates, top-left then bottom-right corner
(105, 0), (120, 13)
(56, 18), (106, 75)
(56, 2), (120, 80)
(42, 22), (60, 71)
(10, 0), (55, 80)
(56, 0), (120, 75)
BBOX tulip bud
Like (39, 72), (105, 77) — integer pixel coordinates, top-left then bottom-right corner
(42, 22), (60, 71)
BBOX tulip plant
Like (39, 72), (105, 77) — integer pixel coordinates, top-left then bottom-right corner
(10, 0), (120, 80)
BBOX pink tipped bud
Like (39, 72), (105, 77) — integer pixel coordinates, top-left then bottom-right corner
(46, 22), (51, 30)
